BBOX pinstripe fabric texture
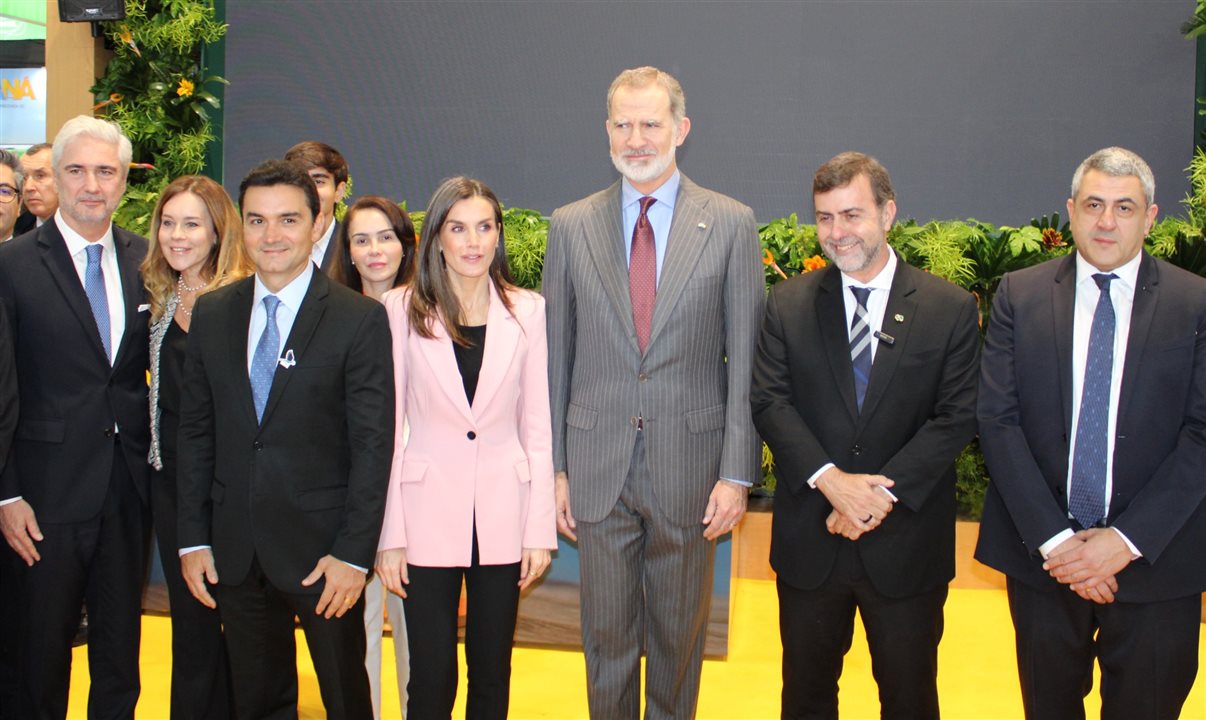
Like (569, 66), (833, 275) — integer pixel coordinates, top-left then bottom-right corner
(545, 176), (764, 526)
(544, 175), (764, 717)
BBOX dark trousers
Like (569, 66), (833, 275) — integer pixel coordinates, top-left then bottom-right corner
(778, 540), (947, 720)
(404, 532), (521, 720)
(214, 556), (372, 720)
(150, 468), (231, 720)
(1006, 577), (1200, 720)
(16, 445), (148, 720)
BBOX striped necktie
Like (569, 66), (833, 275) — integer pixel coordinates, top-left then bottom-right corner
(849, 286), (873, 412)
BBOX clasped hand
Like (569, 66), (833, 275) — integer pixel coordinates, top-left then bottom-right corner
(1042, 529), (1133, 604)
(816, 468), (894, 540)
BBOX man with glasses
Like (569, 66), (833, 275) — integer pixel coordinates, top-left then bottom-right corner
(0, 150), (22, 243)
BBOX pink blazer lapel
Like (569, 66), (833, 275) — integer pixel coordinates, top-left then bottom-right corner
(416, 318), (475, 426)
(471, 283), (520, 416)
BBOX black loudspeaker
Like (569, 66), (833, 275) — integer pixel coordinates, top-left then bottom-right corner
(59, 0), (126, 22)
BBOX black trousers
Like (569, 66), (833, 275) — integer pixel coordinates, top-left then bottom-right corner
(15, 444), (148, 720)
(403, 532), (521, 720)
(214, 556), (372, 720)
(1006, 577), (1200, 720)
(150, 467), (231, 720)
(778, 540), (948, 720)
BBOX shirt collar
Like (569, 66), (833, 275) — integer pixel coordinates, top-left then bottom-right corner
(1075, 250), (1141, 293)
(840, 245), (898, 292)
(621, 170), (680, 212)
(55, 208), (114, 257)
(253, 262), (314, 314)
(313, 218), (336, 258)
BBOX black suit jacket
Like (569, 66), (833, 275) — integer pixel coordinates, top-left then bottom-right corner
(975, 252), (1206, 602)
(11, 211), (37, 240)
(0, 310), (16, 474)
(751, 256), (980, 598)
(0, 221), (150, 521)
(177, 269), (394, 592)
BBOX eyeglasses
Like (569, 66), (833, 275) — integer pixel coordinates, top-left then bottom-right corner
(0, 185), (17, 203)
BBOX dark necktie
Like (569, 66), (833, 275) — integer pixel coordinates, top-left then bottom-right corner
(629, 196), (657, 354)
(250, 295), (282, 423)
(1068, 273), (1117, 529)
(849, 286), (873, 411)
(84, 244), (111, 362)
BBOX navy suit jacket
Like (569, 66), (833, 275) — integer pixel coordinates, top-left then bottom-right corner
(0, 220), (150, 521)
(751, 256), (980, 598)
(975, 252), (1206, 602)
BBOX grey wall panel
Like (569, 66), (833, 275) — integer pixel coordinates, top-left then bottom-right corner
(224, 1), (1197, 224)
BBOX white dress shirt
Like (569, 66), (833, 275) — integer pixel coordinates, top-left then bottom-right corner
(620, 171), (680, 283)
(57, 210), (125, 365)
(309, 219), (336, 270)
(246, 265), (313, 372)
(1039, 252), (1142, 558)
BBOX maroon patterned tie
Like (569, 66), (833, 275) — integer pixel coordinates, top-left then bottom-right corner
(630, 196), (657, 354)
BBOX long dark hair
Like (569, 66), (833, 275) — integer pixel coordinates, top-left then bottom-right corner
(409, 176), (514, 346)
(329, 196), (417, 294)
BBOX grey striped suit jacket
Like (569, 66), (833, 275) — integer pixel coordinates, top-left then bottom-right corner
(544, 175), (764, 527)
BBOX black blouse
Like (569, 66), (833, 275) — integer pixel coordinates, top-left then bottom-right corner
(453, 324), (487, 404)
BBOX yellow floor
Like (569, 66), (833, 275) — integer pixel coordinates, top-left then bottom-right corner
(68, 580), (1206, 719)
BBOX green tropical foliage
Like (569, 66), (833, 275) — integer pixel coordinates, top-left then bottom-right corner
(91, 0), (227, 234)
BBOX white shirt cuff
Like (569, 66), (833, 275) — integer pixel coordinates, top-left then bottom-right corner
(0, 496), (22, 507)
(1039, 529), (1076, 559)
(721, 477), (753, 488)
(806, 463), (836, 489)
(179, 545), (210, 557)
(1110, 527), (1143, 559)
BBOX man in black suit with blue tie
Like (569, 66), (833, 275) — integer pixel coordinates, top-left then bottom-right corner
(0, 116), (151, 719)
(751, 152), (981, 719)
(178, 159), (393, 720)
(975, 147), (1206, 719)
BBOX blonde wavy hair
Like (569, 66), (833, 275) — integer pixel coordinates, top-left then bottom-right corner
(140, 175), (252, 321)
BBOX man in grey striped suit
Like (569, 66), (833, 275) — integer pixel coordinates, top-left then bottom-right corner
(544, 66), (764, 719)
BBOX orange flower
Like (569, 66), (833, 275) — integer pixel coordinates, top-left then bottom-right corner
(762, 249), (775, 265)
(92, 93), (123, 111)
(802, 255), (827, 273)
(117, 25), (141, 57)
(176, 79), (195, 98)
(763, 249), (788, 280)
(1041, 227), (1066, 250)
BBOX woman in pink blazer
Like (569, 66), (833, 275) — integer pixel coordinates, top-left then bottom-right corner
(376, 177), (555, 719)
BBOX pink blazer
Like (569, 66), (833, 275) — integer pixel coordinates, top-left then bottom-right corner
(377, 283), (556, 567)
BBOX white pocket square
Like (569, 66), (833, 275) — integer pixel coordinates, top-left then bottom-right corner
(137, 304), (150, 313)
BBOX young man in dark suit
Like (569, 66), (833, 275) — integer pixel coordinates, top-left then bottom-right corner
(0, 116), (151, 719)
(284, 140), (349, 273)
(751, 152), (980, 719)
(975, 147), (1206, 719)
(177, 159), (394, 720)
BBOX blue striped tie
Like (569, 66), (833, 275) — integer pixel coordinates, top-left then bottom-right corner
(849, 286), (873, 412)
(1068, 273), (1117, 529)
(84, 244), (111, 362)
(250, 295), (282, 423)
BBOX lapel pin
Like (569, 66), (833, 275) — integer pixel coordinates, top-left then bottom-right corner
(278, 349), (296, 369)
(894, 314), (904, 323)
(697, 222), (707, 229)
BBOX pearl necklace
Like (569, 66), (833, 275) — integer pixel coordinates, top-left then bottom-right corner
(176, 274), (206, 318)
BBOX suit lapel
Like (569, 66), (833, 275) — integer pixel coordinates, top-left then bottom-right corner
(581, 182), (641, 355)
(228, 279), (258, 427)
(471, 282), (519, 415)
(817, 267), (860, 422)
(648, 176), (712, 350)
(1051, 254), (1077, 436)
(417, 319), (476, 426)
(110, 228), (143, 369)
(1117, 253), (1158, 423)
(36, 224), (110, 365)
(260, 271), (329, 426)
(858, 258), (918, 428)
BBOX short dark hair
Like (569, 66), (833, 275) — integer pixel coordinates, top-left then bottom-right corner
(813, 151), (895, 209)
(238, 159), (321, 221)
(284, 141), (349, 186)
(330, 195), (417, 293)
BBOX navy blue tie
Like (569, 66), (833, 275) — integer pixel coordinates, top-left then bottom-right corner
(849, 286), (873, 412)
(1068, 273), (1117, 529)
(250, 295), (282, 423)
(84, 244), (111, 362)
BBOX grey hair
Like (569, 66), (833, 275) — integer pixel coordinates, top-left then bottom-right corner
(51, 115), (133, 179)
(1071, 147), (1155, 206)
(607, 66), (686, 125)
(0, 149), (22, 190)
